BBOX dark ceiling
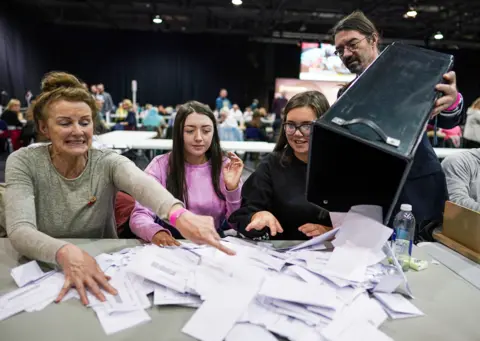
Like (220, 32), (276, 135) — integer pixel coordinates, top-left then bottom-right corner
(6, 0), (480, 48)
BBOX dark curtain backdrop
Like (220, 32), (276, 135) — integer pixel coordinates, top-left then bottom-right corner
(1, 6), (480, 111)
(0, 5), (46, 106)
(40, 26), (299, 110)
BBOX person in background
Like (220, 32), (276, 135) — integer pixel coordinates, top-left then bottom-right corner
(158, 105), (167, 116)
(244, 110), (268, 142)
(243, 106), (253, 122)
(130, 101), (244, 246)
(442, 149), (480, 212)
(218, 107), (238, 128)
(1, 99), (23, 127)
(5, 72), (234, 306)
(230, 104), (244, 124)
(20, 97), (37, 146)
(251, 99), (259, 110)
(90, 85), (98, 99)
(116, 99), (137, 130)
(272, 92), (288, 119)
(230, 91), (332, 240)
(94, 99), (109, 135)
(143, 107), (167, 135)
(333, 11), (465, 238)
(463, 97), (480, 148)
(215, 88), (231, 111)
(97, 84), (114, 114)
(258, 107), (268, 117)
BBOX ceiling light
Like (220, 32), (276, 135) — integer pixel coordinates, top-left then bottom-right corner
(434, 31), (444, 40)
(405, 9), (417, 18)
(152, 15), (162, 24)
(232, 0), (242, 5)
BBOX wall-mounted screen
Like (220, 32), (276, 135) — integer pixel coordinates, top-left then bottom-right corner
(300, 42), (356, 82)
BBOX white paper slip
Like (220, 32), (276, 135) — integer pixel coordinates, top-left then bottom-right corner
(324, 243), (369, 283)
(248, 250), (286, 271)
(244, 298), (283, 328)
(333, 213), (392, 251)
(373, 293), (424, 318)
(382, 243), (414, 298)
(94, 305), (151, 335)
(226, 323), (277, 341)
(321, 295), (387, 341)
(287, 265), (325, 286)
(104, 272), (143, 314)
(10, 261), (47, 287)
(182, 284), (258, 341)
(127, 247), (189, 293)
(350, 205), (383, 223)
(332, 321), (393, 341)
(373, 274), (404, 294)
(0, 272), (64, 321)
(290, 227), (340, 252)
(329, 212), (347, 229)
(259, 274), (337, 309)
(267, 315), (321, 341)
(154, 285), (202, 306)
(269, 299), (324, 326)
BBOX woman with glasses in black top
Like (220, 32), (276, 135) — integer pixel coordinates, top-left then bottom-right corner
(229, 91), (333, 240)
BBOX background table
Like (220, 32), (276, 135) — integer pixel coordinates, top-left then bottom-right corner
(1, 239), (478, 341)
(94, 131), (468, 159)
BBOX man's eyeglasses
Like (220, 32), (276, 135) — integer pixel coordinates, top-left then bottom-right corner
(334, 36), (369, 58)
(283, 122), (314, 136)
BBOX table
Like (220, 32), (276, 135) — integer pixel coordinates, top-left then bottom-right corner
(434, 148), (468, 159)
(95, 131), (158, 149)
(128, 139), (276, 153)
(1, 239), (479, 341)
(95, 131), (468, 159)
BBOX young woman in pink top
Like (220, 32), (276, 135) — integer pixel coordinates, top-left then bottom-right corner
(130, 101), (244, 246)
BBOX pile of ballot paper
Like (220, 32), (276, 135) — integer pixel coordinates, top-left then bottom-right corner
(0, 206), (425, 340)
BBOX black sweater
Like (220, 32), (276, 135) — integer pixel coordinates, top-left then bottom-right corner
(1, 110), (23, 127)
(229, 150), (331, 240)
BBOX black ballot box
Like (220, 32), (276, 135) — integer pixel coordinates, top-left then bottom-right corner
(306, 42), (454, 225)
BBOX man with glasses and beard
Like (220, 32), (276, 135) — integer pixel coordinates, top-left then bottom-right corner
(332, 11), (465, 240)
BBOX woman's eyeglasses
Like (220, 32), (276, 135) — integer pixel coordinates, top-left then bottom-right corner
(283, 122), (314, 136)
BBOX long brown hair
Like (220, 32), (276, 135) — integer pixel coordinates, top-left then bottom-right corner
(166, 101), (225, 207)
(273, 91), (330, 166)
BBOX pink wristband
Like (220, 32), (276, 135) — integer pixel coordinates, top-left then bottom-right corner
(169, 208), (187, 226)
(445, 93), (461, 111)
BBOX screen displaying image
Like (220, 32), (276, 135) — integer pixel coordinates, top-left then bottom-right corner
(300, 42), (356, 82)
(275, 78), (349, 106)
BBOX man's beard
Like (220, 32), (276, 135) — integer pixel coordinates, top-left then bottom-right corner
(344, 56), (364, 75)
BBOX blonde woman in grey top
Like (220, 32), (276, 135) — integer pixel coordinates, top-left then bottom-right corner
(5, 72), (234, 306)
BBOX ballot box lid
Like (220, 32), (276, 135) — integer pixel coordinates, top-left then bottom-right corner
(322, 42), (454, 160)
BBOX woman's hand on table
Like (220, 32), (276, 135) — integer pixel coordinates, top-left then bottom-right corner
(174, 210), (236, 256)
(298, 223), (331, 238)
(152, 230), (180, 247)
(55, 244), (117, 305)
(246, 211), (283, 236)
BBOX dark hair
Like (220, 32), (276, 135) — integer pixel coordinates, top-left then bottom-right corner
(331, 10), (380, 45)
(33, 72), (97, 134)
(166, 101), (225, 207)
(273, 91), (330, 166)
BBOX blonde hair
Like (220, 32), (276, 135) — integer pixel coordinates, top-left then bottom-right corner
(6, 99), (21, 111)
(122, 99), (133, 110)
(33, 71), (97, 132)
(470, 97), (480, 110)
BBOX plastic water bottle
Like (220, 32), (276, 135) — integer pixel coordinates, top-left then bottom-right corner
(392, 204), (416, 272)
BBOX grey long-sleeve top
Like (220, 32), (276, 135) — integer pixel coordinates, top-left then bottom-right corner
(5, 144), (182, 264)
